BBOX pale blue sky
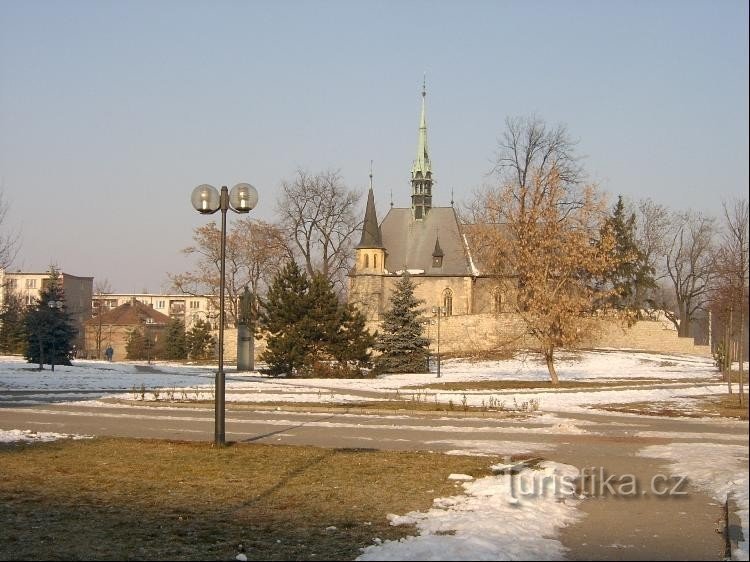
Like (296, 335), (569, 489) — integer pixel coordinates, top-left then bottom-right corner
(1, 0), (747, 292)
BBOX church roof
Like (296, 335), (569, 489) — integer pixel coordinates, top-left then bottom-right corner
(380, 207), (473, 275)
(357, 187), (383, 249)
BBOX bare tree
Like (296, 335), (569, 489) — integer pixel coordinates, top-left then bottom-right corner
(714, 198), (748, 401)
(635, 198), (671, 281)
(276, 169), (362, 295)
(664, 211), (716, 337)
(91, 278), (114, 359)
(169, 218), (290, 326)
(467, 117), (617, 384)
(0, 189), (19, 270)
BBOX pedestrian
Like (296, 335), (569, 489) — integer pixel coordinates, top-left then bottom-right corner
(105, 345), (114, 362)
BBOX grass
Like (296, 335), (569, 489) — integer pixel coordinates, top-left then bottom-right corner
(109, 397), (539, 416)
(404, 378), (709, 392)
(0, 437), (496, 561)
(598, 393), (749, 420)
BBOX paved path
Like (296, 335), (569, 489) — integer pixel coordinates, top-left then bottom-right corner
(0, 401), (744, 560)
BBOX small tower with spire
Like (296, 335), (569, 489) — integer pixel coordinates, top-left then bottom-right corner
(411, 76), (433, 220)
(355, 163), (386, 274)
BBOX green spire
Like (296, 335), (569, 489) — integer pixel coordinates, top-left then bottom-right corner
(410, 76), (433, 220)
(411, 77), (431, 178)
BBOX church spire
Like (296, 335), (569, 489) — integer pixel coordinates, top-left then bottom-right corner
(357, 165), (383, 249)
(411, 75), (433, 220)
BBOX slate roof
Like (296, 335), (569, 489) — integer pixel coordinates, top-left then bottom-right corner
(86, 300), (172, 326)
(357, 188), (383, 249)
(380, 207), (474, 275)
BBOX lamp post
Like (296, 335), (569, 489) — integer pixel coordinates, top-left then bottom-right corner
(431, 305), (446, 378)
(191, 183), (258, 446)
(47, 300), (64, 372)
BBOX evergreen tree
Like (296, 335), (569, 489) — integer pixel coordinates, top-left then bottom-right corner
(301, 273), (373, 376)
(330, 304), (375, 372)
(259, 261), (312, 376)
(599, 196), (656, 314)
(373, 272), (429, 373)
(259, 262), (374, 377)
(162, 319), (187, 360)
(23, 268), (76, 368)
(186, 319), (216, 360)
(0, 290), (27, 354)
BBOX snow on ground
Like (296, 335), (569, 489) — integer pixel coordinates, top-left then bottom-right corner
(0, 428), (91, 443)
(0, 350), (726, 415)
(638, 442), (749, 561)
(357, 461), (582, 561)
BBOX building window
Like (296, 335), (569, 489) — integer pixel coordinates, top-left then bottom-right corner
(7, 279), (17, 289)
(25, 279), (37, 289)
(442, 289), (453, 316)
(26, 295), (35, 305)
(190, 300), (200, 309)
(156, 300), (165, 309)
(373, 254), (378, 269)
(364, 254), (369, 268)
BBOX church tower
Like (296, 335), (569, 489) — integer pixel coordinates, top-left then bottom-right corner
(411, 78), (433, 220)
(355, 167), (386, 275)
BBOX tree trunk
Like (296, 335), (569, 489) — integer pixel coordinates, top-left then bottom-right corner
(677, 302), (691, 337)
(544, 348), (559, 386)
(739, 302), (745, 406)
(726, 308), (733, 394)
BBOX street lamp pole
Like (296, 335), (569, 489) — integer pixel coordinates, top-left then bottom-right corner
(191, 182), (258, 446)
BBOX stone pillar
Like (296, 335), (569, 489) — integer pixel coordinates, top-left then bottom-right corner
(236, 287), (255, 371)
(237, 324), (254, 371)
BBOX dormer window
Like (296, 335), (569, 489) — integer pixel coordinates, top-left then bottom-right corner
(432, 236), (444, 268)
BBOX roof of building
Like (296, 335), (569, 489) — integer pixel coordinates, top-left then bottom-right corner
(357, 187), (384, 249)
(86, 299), (172, 327)
(380, 206), (473, 275)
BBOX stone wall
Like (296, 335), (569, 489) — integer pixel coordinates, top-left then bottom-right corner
(218, 313), (711, 366)
(367, 313), (712, 358)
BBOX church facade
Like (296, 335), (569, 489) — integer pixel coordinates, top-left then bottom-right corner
(348, 85), (506, 321)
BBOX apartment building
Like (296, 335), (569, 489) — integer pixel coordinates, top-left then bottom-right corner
(0, 269), (94, 349)
(92, 293), (218, 331)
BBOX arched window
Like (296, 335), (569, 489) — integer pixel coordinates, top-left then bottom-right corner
(493, 289), (504, 314)
(442, 289), (453, 316)
(374, 253), (378, 269)
(363, 254), (369, 268)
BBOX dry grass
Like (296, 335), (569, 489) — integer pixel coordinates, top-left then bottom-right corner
(598, 393), (749, 420)
(405, 378), (707, 392)
(0, 437), (494, 560)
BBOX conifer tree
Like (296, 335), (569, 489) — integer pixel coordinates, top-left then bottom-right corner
(163, 319), (187, 360)
(259, 261), (312, 376)
(373, 272), (429, 373)
(259, 262), (374, 377)
(600, 195), (656, 314)
(24, 268), (77, 368)
(0, 290), (27, 354)
(302, 273), (374, 376)
(186, 319), (216, 360)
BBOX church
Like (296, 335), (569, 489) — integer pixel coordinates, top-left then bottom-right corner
(348, 85), (504, 321)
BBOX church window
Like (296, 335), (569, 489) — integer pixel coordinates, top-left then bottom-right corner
(364, 254), (369, 268)
(442, 289), (453, 316)
(374, 254), (378, 269)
